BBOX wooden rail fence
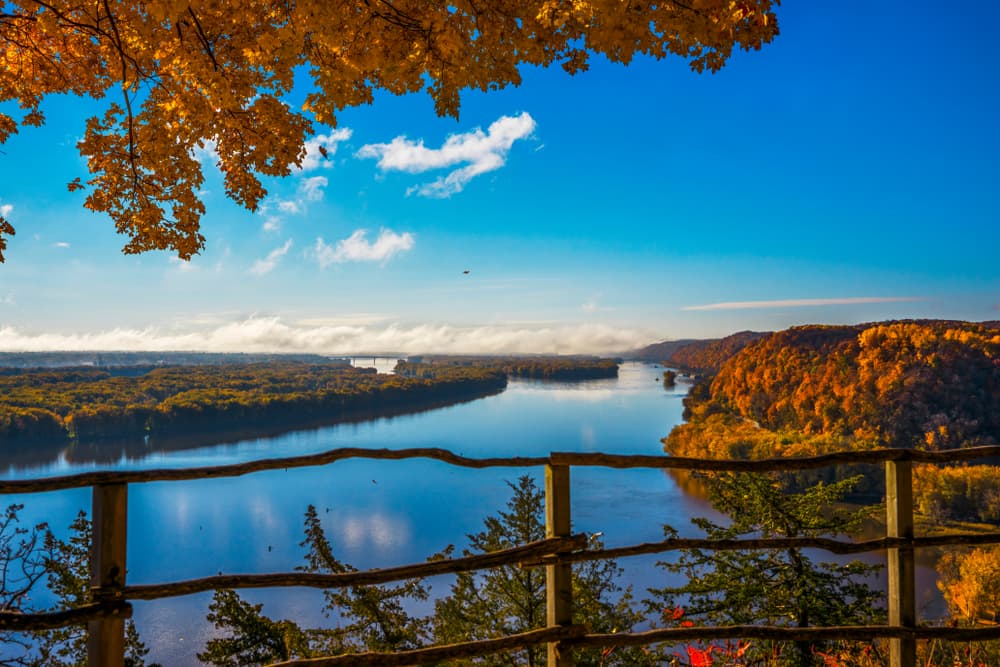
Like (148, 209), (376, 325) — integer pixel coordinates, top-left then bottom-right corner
(4, 445), (1000, 666)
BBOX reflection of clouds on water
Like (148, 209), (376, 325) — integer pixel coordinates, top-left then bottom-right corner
(517, 387), (618, 403)
(248, 495), (280, 531)
(337, 512), (411, 553)
(580, 424), (596, 448)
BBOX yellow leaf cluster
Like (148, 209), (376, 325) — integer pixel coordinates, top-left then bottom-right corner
(0, 0), (780, 261)
(938, 545), (1000, 624)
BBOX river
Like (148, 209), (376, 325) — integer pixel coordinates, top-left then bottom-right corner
(0, 361), (943, 665)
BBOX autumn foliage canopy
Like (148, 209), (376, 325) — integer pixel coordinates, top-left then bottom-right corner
(0, 0), (780, 261)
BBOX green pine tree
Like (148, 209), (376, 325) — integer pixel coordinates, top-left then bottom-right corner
(431, 475), (649, 666)
(647, 472), (884, 667)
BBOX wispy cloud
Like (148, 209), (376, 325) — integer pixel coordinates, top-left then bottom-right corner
(314, 229), (415, 267)
(299, 129), (353, 171)
(682, 296), (924, 311)
(260, 176), (330, 232)
(250, 239), (293, 275)
(0, 293), (14, 305)
(52, 241), (71, 249)
(299, 176), (328, 202)
(356, 112), (536, 198)
(168, 256), (196, 272)
(0, 318), (650, 355)
(0, 203), (12, 218)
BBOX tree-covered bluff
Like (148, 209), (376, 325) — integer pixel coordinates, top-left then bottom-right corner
(665, 320), (1000, 520)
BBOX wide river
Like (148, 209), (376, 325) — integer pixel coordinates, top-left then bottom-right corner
(0, 362), (941, 664)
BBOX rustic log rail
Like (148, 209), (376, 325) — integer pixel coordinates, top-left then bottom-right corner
(3, 445), (1000, 666)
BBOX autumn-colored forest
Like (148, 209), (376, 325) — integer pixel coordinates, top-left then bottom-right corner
(663, 320), (1000, 521)
(0, 362), (508, 444)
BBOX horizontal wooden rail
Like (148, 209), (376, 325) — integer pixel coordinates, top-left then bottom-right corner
(124, 535), (587, 601)
(260, 623), (1000, 667)
(567, 623), (1000, 649)
(0, 601), (131, 631)
(266, 625), (588, 666)
(4, 444), (1000, 495)
(521, 532), (1000, 566)
(0, 447), (549, 495)
(551, 444), (1000, 471)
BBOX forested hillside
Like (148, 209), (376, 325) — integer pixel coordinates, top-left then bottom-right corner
(665, 320), (1000, 519)
(630, 331), (767, 373)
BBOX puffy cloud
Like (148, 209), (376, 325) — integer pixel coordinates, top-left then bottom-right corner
(357, 112), (536, 197)
(299, 129), (353, 171)
(250, 239), (293, 275)
(0, 318), (649, 355)
(314, 229), (414, 267)
(682, 296), (924, 311)
(0, 203), (12, 218)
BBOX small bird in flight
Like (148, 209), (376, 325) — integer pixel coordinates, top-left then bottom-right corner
(463, 270), (470, 275)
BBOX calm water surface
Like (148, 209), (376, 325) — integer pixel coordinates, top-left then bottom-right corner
(0, 362), (942, 665)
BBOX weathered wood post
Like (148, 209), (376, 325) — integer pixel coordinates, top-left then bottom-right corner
(886, 459), (916, 667)
(89, 482), (128, 667)
(546, 464), (574, 667)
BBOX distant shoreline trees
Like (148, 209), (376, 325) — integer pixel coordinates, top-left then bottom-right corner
(0, 358), (622, 448)
(0, 362), (508, 446)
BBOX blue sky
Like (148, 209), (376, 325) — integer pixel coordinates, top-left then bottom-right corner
(0, 2), (997, 354)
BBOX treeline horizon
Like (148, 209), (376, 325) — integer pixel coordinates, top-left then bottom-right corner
(0, 357), (623, 448)
(0, 362), (508, 445)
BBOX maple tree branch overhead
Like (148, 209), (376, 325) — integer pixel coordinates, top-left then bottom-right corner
(0, 0), (781, 262)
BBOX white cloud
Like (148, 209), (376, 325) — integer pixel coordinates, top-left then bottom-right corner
(682, 296), (925, 311)
(0, 203), (12, 218)
(314, 229), (414, 267)
(0, 318), (650, 355)
(250, 239), (293, 275)
(299, 129), (353, 171)
(299, 176), (328, 202)
(357, 112), (536, 197)
(260, 176), (330, 231)
(0, 293), (14, 305)
(168, 256), (196, 272)
(191, 138), (219, 165)
(53, 241), (71, 248)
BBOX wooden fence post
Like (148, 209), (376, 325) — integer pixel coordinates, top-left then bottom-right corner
(546, 464), (573, 667)
(89, 483), (128, 667)
(886, 460), (915, 667)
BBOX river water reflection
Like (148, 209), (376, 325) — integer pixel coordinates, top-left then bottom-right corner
(0, 362), (942, 665)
